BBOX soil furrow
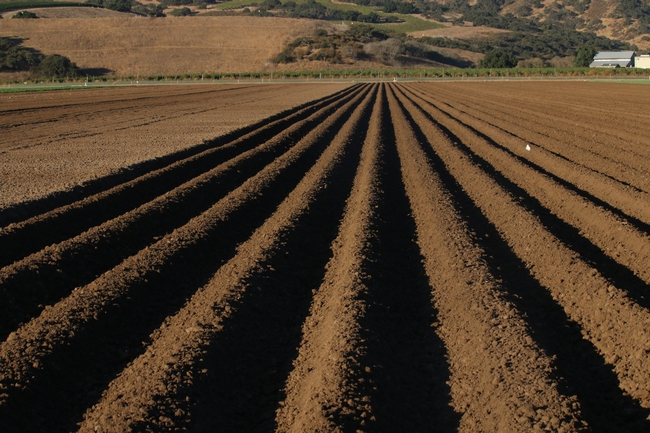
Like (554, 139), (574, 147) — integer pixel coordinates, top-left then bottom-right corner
(397, 89), (650, 313)
(423, 84), (650, 167)
(0, 85), (252, 116)
(386, 85), (584, 432)
(391, 84), (650, 417)
(0, 85), (373, 432)
(0, 85), (366, 341)
(426, 84), (650, 161)
(413, 84), (650, 193)
(0, 85), (294, 140)
(393, 85), (650, 433)
(78, 84), (377, 433)
(398, 85), (650, 295)
(0, 84), (354, 227)
(282, 83), (457, 433)
(356, 86), (457, 433)
(0, 85), (361, 265)
(275, 89), (388, 432)
(1, 81), (649, 432)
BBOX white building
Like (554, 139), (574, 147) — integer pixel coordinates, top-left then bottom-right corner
(589, 51), (636, 68)
(635, 54), (650, 69)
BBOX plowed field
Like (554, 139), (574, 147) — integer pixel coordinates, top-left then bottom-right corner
(1, 82), (650, 433)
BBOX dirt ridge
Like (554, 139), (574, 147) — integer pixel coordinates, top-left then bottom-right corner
(1, 82), (650, 433)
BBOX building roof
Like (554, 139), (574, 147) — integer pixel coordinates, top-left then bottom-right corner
(593, 51), (636, 60)
(590, 51), (636, 67)
(589, 60), (634, 68)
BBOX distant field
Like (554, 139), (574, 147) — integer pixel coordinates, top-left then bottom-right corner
(214, 0), (443, 33)
(373, 14), (444, 32)
(409, 25), (510, 39)
(213, 0), (252, 9)
(312, 0), (376, 14)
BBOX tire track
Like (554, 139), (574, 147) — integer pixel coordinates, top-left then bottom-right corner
(427, 84), (650, 165)
(0, 84), (353, 227)
(0, 85), (295, 140)
(0, 85), (251, 116)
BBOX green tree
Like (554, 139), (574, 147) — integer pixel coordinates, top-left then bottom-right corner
(31, 54), (80, 79)
(4, 47), (40, 70)
(168, 6), (191, 15)
(1, 38), (42, 71)
(12, 11), (38, 18)
(106, 0), (132, 12)
(479, 49), (518, 68)
(574, 45), (597, 67)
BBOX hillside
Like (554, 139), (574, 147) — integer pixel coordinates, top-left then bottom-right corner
(421, 0), (650, 50)
(0, 16), (343, 76)
(501, 0), (650, 47)
(1, 0), (648, 77)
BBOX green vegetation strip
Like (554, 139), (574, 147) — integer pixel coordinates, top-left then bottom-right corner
(3, 67), (650, 86)
(592, 78), (650, 84)
(0, 1), (89, 11)
(372, 14), (444, 32)
(213, 0), (254, 10)
(0, 85), (98, 93)
(213, 0), (442, 33)
(312, 0), (377, 14)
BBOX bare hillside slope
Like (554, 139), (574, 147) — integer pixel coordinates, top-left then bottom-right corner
(0, 16), (331, 76)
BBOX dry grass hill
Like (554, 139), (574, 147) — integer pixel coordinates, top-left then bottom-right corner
(0, 16), (346, 76)
(1, 0), (649, 79)
(472, 0), (650, 50)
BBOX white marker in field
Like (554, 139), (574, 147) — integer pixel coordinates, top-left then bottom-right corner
(525, 144), (531, 151)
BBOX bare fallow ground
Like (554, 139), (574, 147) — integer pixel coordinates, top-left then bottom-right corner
(1, 81), (650, 433)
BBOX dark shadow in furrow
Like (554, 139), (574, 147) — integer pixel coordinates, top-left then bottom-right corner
(0, 86), (370, 433)
(0, 86), (367, 340)
(0, 85), (359, 230)
(404, 87), (650, 240)
(354, 87), (459, 433)
(397, 88), (650, 312)
(0, 85), (362, 267)
(140, 92), (376, 433)
(392, 90), (650, 433)
(0, 114), (341, 341)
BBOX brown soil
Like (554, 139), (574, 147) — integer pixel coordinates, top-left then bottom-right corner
(0, 83), (347, 209)
(1, 81), (650, 433)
